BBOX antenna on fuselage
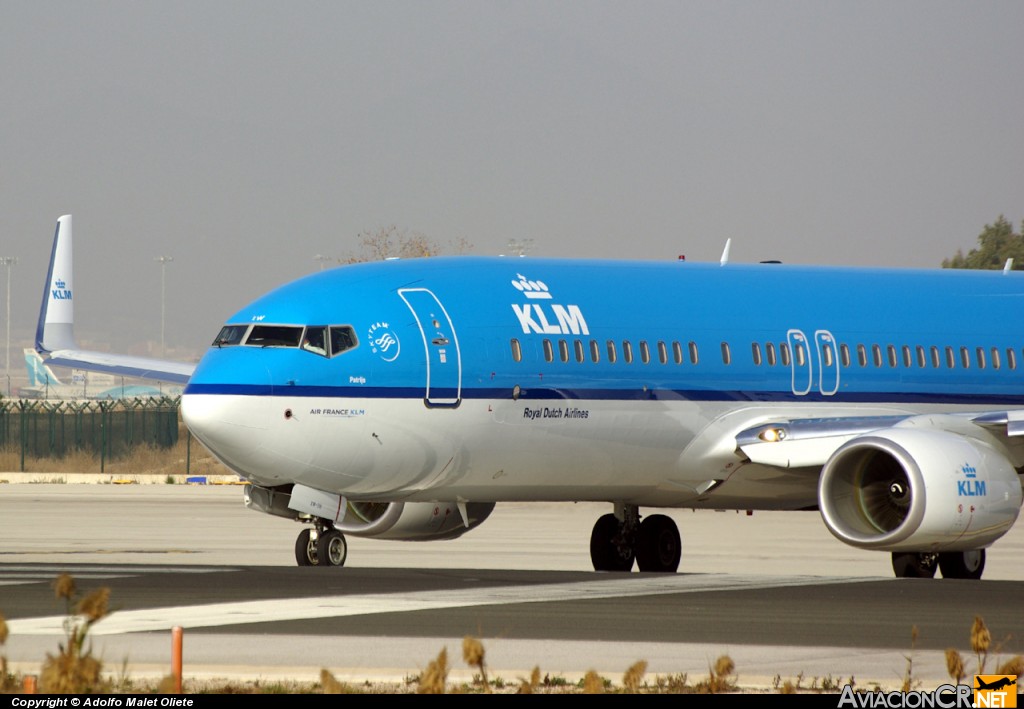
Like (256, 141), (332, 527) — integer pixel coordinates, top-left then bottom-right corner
(720, 238), (732, 266)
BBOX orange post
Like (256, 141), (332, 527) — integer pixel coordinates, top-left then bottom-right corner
(22, 675), (37, 693)
(171, 625), (183, 693)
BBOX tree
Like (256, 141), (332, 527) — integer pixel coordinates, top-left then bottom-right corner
(340, 226), (472, 264)
(942, 215), (1024, 270)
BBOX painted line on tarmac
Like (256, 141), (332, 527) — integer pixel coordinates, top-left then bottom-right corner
(8, 573), (883, 636)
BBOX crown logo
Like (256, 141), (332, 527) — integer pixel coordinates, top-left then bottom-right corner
(55, 279), (66, 289)
(962, 464), (977, 478)
(511, 273), (551, 299)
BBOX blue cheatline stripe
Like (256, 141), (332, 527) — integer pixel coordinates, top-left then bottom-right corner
(180, 382), (1024, 406)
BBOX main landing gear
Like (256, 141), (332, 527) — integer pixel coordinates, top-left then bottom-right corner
(590, 505), (682, 573)
(295, 519), (348, 567)
(890, 550), (985, 580)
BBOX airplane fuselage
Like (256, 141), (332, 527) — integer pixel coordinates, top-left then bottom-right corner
(180, 257), (1024, 510)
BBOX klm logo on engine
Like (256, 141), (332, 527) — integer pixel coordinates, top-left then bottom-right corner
(958, 463), (986, 497)
(51, 278), (72, 301)
(510, 273), (589, 335)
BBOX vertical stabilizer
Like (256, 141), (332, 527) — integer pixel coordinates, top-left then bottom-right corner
(23, 348), (62, 386)
(35, 215), (77, 353)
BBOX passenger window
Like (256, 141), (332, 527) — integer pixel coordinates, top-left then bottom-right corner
(543, 339), (553, 363)
(887, 345), (897, 368)
(623, 340), (634, 364)
(872, 345), (882, 368)
(991, 347), (1000, 370)
(1008, 348), (1017, 370)
(780, 342), (791, 367)
(510, 338), (522, 363)
(721, 342), (732, 365)
(302, 326), (328, 357)
(960, 347), (970, 369)
(574, 339), (585, 363)
(658, 341), (668, 364)
(976, 347), (986, 370)
(639, 341), (650, 364)
(752, 343), (762, 366)
(688, 341), (699, 364)
(902, 346), (912, 368)
(916, 346), (926, 368)
(673, 341), (683, 365)
(606, 340), (617, 364)
(840, 344), (850, 367)
(590, 339), (600, 363)
(822, 343), (834, 368)
(213, 324), (248, 346)
(931, 346), (940, 368)
(558, 339), (569, 363)
(766, 342), (777, 366)
(857, 344), (867, 367)
(330, 326), (358, 356)
(946, 346), (955, 369)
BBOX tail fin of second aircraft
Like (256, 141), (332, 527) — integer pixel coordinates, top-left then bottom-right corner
(24, 348), (63, 387)
(35, 215), (77, 354)
(32, 214), (195, 385)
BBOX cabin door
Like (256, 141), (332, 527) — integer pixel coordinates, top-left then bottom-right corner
(398, 288), (462, 408)
(814, 330), (840, 396)
(786, 329), (812, 396)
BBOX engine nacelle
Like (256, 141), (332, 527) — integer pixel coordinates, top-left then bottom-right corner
(818, 427), (1022, 552)
(244, 484), (494, 541)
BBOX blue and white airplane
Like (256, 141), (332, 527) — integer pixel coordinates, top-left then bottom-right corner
(36, 215), (1024, 578)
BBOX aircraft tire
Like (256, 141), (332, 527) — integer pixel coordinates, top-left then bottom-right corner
(295, 528), (317, 567)
(316, 529), (348, 567)
(590, 513), (635, 572)
(635, 514), (681, 573)
(938, 550), (985, 580)
(891, 552), (938, 578)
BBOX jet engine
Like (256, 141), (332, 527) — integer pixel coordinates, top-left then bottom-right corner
(244, 484), (495, 541)
(818, 427), (1022, 552)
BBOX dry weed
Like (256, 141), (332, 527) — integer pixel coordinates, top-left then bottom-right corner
(418, 648), (449, 694)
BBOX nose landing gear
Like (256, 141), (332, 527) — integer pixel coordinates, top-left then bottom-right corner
(294, 519), (348, 567)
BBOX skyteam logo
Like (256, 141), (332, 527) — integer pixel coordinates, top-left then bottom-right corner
(368, 321), (400, 362)
(52, 278), (72, 301)
(510, 273), (589, 336)
(958, 462), (986, 498)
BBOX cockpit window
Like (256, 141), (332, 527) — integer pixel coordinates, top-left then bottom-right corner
(245, 325), (303, 347)
(213, 325), (248, 347)
(330, 326), (358, 356)
(302, 326), (328, 357)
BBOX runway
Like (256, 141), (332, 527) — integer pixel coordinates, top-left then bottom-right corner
(1, 484), (1022, 690)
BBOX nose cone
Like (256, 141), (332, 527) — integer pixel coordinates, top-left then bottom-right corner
(181, 392), (271, 480)
(181, 347), (278, 482)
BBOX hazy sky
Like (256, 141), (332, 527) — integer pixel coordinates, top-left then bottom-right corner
(2, 1), (1022, 364)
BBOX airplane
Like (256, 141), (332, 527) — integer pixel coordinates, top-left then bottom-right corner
(975, 677), (1017, 691)
(20, 348), (183, 399)
(35, 215), (1024, 578)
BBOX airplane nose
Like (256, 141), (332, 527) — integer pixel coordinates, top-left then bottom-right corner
(181, 393), (270, 479)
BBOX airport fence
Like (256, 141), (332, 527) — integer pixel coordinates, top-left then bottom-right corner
(0, 396), (180, 471)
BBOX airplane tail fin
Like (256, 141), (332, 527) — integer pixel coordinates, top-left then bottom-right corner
(23, 348), (63, 386)
(35, 215), (77, 354)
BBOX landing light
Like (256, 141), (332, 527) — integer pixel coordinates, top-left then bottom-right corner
(759, 427), (786, 443)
